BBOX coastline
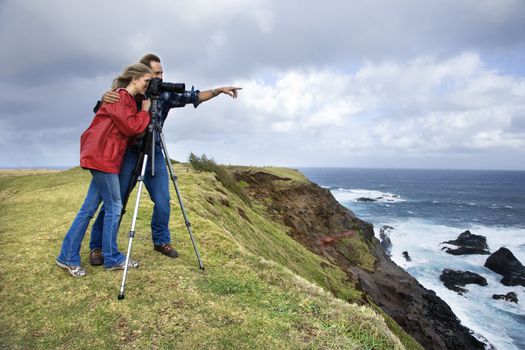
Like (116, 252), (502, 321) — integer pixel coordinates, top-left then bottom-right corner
(235, 167), (486, 349)
(299, 167), (525, 349)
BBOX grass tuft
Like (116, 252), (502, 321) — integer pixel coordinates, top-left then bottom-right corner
(189, 153), (252, 207)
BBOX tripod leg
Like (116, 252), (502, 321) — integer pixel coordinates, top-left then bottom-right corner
(118, 150), (145, 229)
(159, 132), (204, 270)
(151, 127), (156, 177)
(118, 154), (149, 300)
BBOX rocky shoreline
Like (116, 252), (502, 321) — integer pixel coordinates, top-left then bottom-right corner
(435, 231), (524, 304)
(234, 169), (487, 350)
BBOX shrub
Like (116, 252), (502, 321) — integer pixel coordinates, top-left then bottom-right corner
(189, 153), (251, 207)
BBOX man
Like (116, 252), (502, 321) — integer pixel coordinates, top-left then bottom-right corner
(89, 53), (241, 265)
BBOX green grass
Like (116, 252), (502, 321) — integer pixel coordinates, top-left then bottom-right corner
(0, 166), (417, 349)
(189, 153), (252, 207)
(230, 165), (310, 184)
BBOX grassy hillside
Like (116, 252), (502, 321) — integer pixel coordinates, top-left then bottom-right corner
(0, 166), (414, 349)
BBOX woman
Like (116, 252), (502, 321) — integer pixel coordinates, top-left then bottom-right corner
(56, 63), (152, 277)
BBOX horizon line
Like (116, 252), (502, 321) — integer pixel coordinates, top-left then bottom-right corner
(1, 165), (525, 172)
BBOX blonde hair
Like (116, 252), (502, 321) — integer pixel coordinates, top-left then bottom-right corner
(111, 63), (152, 89)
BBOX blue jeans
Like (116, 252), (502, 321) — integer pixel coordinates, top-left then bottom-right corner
(90, 147), (171, 250)
(57, 170), (125, 268)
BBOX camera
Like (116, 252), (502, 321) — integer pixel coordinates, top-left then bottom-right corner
(147, 78), (185, 96)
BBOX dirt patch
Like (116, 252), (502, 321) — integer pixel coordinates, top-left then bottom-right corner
(237, 207), (251, 223)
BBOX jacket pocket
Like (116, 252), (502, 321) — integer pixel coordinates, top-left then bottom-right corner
(102, 140), (117, 161)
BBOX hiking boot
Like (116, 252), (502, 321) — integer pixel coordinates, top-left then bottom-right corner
(55, 258), (86, 277)
(104, 259), (140, 271)
(89, 248), (104, 266)
(154, 243), (179, 258)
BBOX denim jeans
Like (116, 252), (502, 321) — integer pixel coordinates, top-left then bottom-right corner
(89, 146), (171, 250)
(57, 170), (125, 268)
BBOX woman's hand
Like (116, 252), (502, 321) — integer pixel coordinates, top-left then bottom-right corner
(142, 98), (151, 111)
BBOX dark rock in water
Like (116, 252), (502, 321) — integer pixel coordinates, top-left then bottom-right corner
(492, 292), (518, 303)
(501, 275), (525, 286)
(379, 237), (392, 256)
(440, 269), (488, 294)
(402, 251), (412, 262)
(357, 197), (376, 202)
(446, 247), (491, 255)
(379, 225), (393, 257)
(485, 247), (525, 287)
(444, 230), (488, 249)
(442, 230), (490, 255)
(379, 225), (393, 241)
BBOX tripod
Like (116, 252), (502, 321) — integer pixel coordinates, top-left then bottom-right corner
(118, 93), (204, 300)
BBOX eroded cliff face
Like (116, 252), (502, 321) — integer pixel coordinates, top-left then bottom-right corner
(233, 169), (486, 350)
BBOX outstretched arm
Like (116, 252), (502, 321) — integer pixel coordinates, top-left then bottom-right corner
(197, 87), (242, 103)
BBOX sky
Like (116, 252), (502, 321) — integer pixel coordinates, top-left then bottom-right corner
(1, 0), (525, 170)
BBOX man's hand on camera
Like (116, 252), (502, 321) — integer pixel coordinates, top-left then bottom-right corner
(102, 90), (120, 104)
(142, 98), (151, 111)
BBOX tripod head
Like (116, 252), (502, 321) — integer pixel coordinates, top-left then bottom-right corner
(145, 77), (186, 129)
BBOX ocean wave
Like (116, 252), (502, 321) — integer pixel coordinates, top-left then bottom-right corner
(330, 188), (405, 203)
(371, 218), (525, 350)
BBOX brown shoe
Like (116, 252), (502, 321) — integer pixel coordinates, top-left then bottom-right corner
(154, 243), (179, 258)
(89, 249), (104, 266)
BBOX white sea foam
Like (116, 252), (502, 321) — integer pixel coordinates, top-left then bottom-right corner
(331, 188), (405, 203)
(373, 218), (525, 350)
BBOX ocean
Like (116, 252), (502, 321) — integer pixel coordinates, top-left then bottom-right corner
(299, 167), (525, 350)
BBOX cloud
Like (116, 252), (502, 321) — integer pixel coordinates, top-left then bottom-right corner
(161, 52), (525, 166)
(1, 0), (525, 169)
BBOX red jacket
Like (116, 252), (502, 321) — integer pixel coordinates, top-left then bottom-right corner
(80, 89), (150, 173)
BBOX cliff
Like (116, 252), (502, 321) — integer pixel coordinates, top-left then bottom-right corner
(232, 167), (485, 350)
(0, 165), (484, 349)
